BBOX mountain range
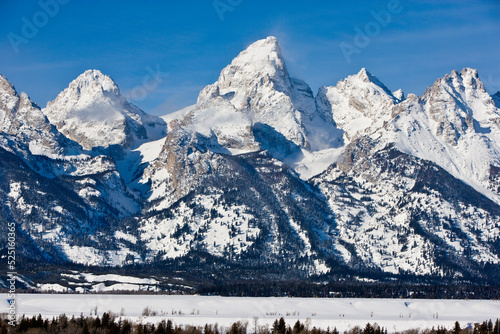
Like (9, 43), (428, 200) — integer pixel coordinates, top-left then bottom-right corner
(1, 36), (500, 289)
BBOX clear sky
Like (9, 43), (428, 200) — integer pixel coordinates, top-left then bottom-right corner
(1, 0), (499, 116)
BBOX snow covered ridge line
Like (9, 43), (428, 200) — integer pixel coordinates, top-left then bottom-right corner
(1, 36), (500, 282)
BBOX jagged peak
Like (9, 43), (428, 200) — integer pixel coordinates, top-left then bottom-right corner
(19, 92), (40, 109)
(440, 67), (483, 88)
(0, 77), (42, 112)
(356, 68), (379, 84)
(393, 89), (405, 102)
(428, 68), (486, 97)
(0, 74), (11, 85)
(202, 36), (291, 101)
(448, 69), (460, 78)
(0, 74), (18, 97)
(45, 69), (126, 117)
(460, 67), (479, 78)
(442, 67), (479, 84)
(0, 76), (42, 116)
(238, 36), (282, 62)
(226, 36), (286, 75)
(354, 68), (394, 97)
(424, 68), (490, 111)
(356, 67), (372, 82)
(406, 93), (419, 101)
(43, 69), (166, 151)
(65, 69), (120, 98)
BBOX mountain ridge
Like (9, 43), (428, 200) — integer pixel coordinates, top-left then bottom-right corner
(1, 36), (500, 288)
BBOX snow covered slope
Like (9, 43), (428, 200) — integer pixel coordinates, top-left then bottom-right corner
(191, 36), (341, 155)
(382, 68), (500, 204)
(313, 138), (500, 276)
(316, 68), (398, 143)
(0, 75), (141, 266)
(43, 70), (166, 150)
(317, 67), (500, 203)
(311, 68), (500, 276)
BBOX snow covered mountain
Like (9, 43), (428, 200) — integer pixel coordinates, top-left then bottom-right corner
(1, 37), (500, 285)
(309, 67), (500, 278)
(192, 36), (341, 155)
(315, 68), (399, 142)
(0, 74), (75, 158)
(0, 73), (143, 266)
(43, 69), (166, 151)
(388, 68), (500, 204)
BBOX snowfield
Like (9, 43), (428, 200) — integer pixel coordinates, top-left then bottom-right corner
(5, 294), (500, 333)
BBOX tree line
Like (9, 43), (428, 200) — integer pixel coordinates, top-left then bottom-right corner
(2, 314), (499, 334)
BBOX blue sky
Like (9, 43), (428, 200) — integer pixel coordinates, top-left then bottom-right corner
(1, 0), (499, 115)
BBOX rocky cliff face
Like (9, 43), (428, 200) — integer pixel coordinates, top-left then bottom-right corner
(0, 74), (72, 157)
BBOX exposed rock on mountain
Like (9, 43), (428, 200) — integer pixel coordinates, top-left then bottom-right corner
(0, 74), (73, 157)
(315, 68), (398, 142)
(193, 36), (341, 155)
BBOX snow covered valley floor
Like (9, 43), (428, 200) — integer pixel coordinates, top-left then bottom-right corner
(3, 294), (500, 333)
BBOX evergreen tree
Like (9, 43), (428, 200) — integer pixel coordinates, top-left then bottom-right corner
(293, 320), (304, 334)
(453, 321), (461, 334)
(167, 319), (174, 334)
(229, 321), (247, 334)
(157, 320), (167, 334)
(93, 315), (101, 328)
(273, 320), (280, 334)
(82, 320), (90, 334)
(277, 317), (286, 334)
(494, 319), (500, 334)
(102, 312), (111, 327)
(364, 323), (375, 334)
(122, 319), (132, 334)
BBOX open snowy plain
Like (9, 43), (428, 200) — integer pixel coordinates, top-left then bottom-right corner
(3, 294), (500, 333)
